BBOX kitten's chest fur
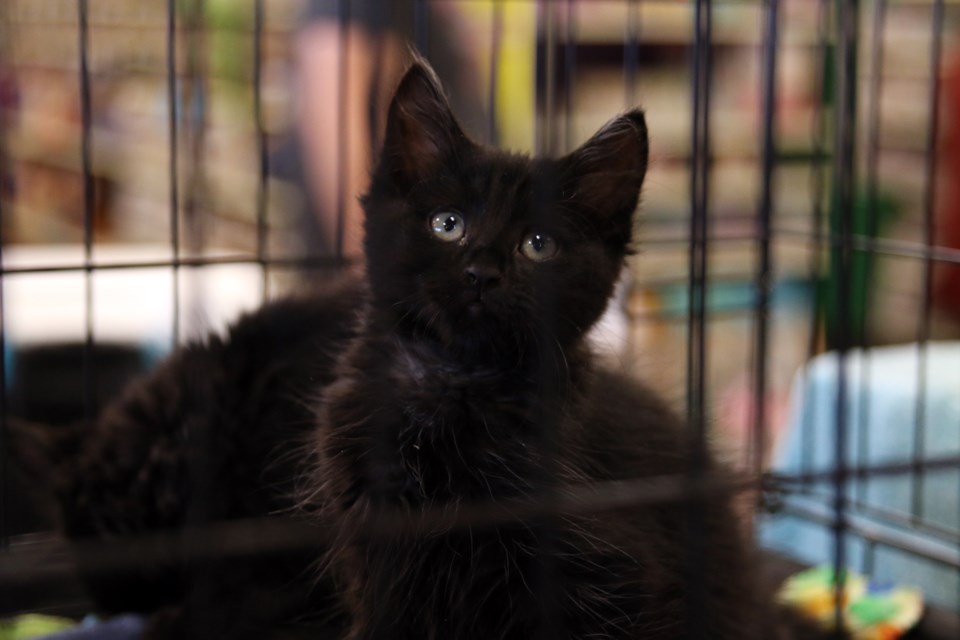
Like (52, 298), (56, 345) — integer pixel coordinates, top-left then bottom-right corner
(320, 337), (587, 639)
(327, 336), (566, 507)
(316, 334), (731, 640)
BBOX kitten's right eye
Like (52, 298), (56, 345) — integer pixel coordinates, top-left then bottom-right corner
(430, 212), (465, 242)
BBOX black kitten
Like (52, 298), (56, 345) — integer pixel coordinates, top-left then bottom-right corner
(36, 61), (792, 639)
(304, 62), (763, 640)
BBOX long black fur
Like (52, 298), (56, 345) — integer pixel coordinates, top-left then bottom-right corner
(33, 60), (823, 639)
(19, 284), (357, 637)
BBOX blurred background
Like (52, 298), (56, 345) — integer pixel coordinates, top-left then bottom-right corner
(1, 0), (959, 624)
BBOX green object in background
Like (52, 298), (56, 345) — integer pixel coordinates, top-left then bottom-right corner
(206, 0), (252, 85)
(0, 614), (75, 640)
(176, 0), (252, 85)
(822, 189), (899, 349)
(817, 5), (901, 349)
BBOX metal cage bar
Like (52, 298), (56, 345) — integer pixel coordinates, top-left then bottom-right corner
(253, 0), (269, 297)
(686, 1), (713, 635)
(854, 0), (886, 512)
(751, 0), (779, 478)
(912, 0), (946, 526)
(0, 3), (7, 552)
(166, 0), (181, 347)
(77, 0), (97, 427)
(487, 0), (503, 146)
(831, 0), (860, 629)
(563, 0), (576, 153)
(334, 0), (351, 261)
(624, 0), (640, 108)
(801, 0), (831, 483)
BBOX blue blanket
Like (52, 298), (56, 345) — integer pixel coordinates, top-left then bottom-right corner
(760, 342), (960, 612)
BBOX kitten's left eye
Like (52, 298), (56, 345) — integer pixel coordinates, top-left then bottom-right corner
(430, 212), (465, 242)
(519, 232), (559, 262)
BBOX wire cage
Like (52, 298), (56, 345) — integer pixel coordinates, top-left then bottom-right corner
(0, 0), (959, 636)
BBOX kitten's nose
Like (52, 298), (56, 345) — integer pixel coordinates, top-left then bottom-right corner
(464, 263), (502, 291)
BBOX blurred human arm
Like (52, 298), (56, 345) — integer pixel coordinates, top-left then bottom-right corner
(294, 21), (405, 261)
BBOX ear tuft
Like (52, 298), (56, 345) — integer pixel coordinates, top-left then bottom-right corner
(378, 58), (470, 190)
(561, 109), (648, 244)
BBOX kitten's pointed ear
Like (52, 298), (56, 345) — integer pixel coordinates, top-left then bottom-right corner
(561, 110), (648, 244)
(380, 60), (471, 189)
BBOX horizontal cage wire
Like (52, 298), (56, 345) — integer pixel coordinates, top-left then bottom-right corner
(0, 0), (958, 637)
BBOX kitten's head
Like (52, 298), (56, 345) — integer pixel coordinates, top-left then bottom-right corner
(362, 60), (647, 364)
